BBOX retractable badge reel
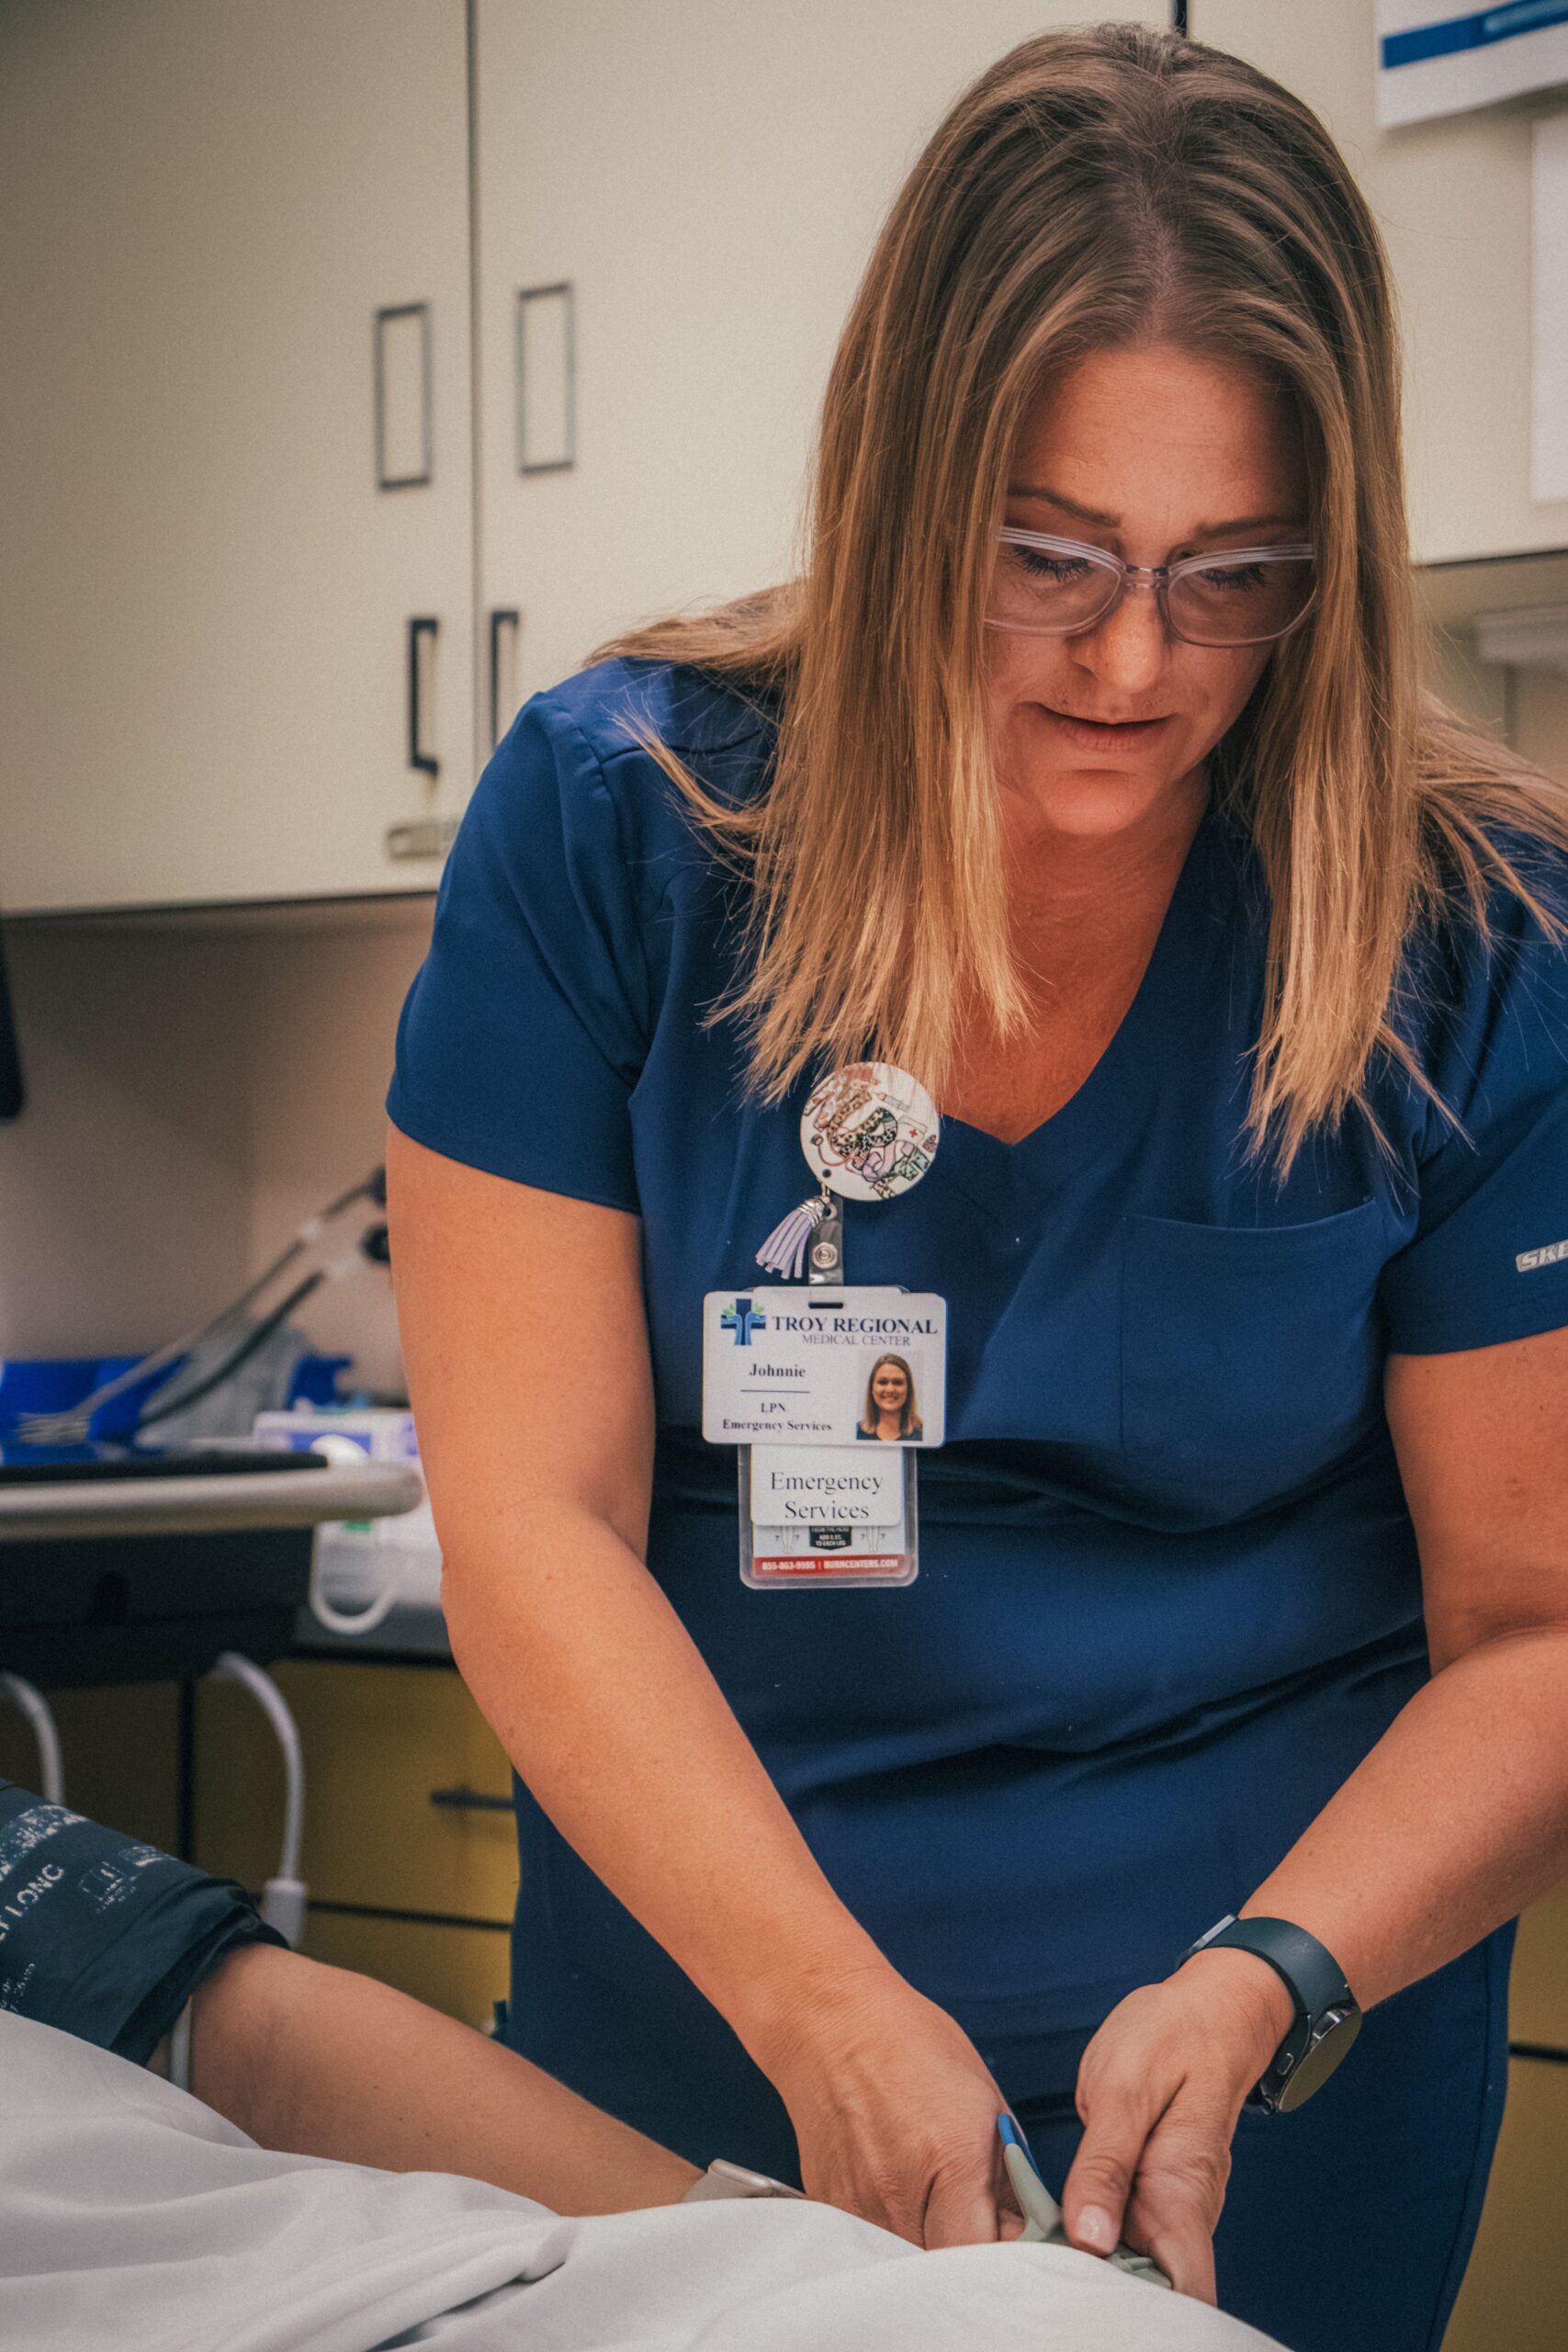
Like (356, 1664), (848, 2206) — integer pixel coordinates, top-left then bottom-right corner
(701, 1063), (945, 1590)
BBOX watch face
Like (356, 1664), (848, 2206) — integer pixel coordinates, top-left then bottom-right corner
(1276, 2007), (1362, 2112)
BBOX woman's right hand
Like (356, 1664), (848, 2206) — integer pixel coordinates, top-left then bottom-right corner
(758, 1962), (1020, 2247)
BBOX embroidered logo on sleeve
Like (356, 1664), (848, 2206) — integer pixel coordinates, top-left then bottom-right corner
(1516, 1238), (1568, 1272)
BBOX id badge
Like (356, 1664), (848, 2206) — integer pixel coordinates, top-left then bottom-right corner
(703, 1285), (944, 1590)
(713, 1061), (945, 1592)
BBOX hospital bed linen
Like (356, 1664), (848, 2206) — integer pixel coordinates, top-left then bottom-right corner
(0, 2011), (1281, 2352)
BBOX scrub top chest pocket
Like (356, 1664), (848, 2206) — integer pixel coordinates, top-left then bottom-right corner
(1118, 1197), (1391, 1521)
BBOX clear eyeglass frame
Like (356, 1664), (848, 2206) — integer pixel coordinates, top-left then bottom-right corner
(987, 526), (1318, 650)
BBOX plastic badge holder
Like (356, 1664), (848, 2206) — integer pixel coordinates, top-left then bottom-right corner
(739, 1443), (919, 1589)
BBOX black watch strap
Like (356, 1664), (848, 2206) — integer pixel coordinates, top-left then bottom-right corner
(1176, 1914), (1360, 2113)
(1180, 1914), (1355, 2019)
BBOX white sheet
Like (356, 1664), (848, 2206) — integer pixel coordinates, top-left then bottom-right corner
(0, 2013), (1284, 2352)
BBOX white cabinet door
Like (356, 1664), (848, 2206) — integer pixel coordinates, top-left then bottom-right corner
(0, 0), (473, 913)
(473, 0), (1167, 739)
(1190, 3), (1568, 567)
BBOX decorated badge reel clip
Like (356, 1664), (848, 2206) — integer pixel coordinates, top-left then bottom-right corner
(756, 1061), (941, 1283)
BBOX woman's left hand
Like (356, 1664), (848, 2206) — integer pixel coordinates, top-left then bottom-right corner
(1058, 1948), (1296, 2303)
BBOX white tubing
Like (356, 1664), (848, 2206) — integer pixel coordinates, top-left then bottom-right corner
(305, 1432), (403, 1636)
(307, 1538), (402, 1636)
(256, 1876), (309, 1948)
(170, 1998), (195, 2095)
(0, 1672), (64, 1804)
(207, 1651), (307, 1946)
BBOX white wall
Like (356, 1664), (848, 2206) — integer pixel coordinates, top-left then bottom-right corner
(240, 910), (433, 1396)
(0, 906), (431, 1396)
(0, 926), (251, 1356)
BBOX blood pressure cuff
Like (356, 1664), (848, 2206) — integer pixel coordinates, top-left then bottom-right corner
(0, 1781), (282, 2066)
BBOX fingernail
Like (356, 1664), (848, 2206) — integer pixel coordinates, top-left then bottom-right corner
(1076, 2206), (1117, 2254)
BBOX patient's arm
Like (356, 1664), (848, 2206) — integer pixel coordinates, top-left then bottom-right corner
(174, 1940), (702, 2215)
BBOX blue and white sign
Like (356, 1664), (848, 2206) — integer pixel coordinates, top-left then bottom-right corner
(1377, 4), (1568, 126)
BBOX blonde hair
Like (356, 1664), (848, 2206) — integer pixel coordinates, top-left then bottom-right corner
(598, 23), (1567, 1170)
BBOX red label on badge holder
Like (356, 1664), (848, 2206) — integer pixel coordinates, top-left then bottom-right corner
(748, 1549), (912, 1583)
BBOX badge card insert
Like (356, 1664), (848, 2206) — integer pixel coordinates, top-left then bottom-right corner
(740, 1442), (919, 1589)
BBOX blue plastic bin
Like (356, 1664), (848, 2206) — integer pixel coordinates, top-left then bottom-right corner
(0, 1351), (352, 1443)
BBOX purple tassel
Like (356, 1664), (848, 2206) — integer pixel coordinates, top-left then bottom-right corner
(755, 1194), (830, 1280)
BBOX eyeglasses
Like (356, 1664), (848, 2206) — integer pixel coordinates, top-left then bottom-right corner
(987, 526), (1317, 650)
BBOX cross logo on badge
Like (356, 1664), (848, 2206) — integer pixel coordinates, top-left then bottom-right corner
(721, 1296), (767, 1347)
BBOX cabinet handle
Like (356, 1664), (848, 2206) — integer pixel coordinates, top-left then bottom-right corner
(428, 1783), (512, 1813)
(489, 608), (520, 752)
(407, 616), (440, 778)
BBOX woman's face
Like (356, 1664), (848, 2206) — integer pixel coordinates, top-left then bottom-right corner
(873, 1363), (909, 1413)
(987, 340), (1309, 841)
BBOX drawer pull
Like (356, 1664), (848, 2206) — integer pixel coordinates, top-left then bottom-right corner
(407, 615), (440, 778)
(429, 1783), (513, 1814)
(489, 607), (521, 752)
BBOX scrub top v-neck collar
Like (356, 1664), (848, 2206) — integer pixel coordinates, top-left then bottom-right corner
(937, 793), (1235, 1202)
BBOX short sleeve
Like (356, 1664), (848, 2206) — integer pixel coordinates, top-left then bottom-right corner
(387, 692), (652, 1214)
(1381, 871), (1568, 1354)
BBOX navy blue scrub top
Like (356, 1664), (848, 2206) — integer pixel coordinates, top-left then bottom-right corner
(389, 658), (1568, 2050)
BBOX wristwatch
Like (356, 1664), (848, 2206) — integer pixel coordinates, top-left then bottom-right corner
(682, 2157), (806, 2202)
(1175, 1913), (1361, 2113)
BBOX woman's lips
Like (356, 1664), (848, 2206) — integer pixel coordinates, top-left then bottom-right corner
(1041, 706), (1171, 749)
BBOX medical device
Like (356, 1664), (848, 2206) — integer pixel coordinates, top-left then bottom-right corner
(252, 1408), (440, 1638)
(12, 1169), (389, 1451)
(0, 1655), (308, 1946)
(207, 1650), (308, 1946)
(998, 2114), (1172, 2290)
(682, 2157), (806, 2202)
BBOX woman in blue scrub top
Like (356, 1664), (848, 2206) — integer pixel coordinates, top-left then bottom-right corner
(386, 27), (1568, 2352)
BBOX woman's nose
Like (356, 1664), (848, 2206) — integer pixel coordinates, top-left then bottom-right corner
(1072, 578), (1171, 692)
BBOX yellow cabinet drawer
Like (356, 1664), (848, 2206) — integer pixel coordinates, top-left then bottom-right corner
(195, 1658), (516, 1923)
(1509, 1881), (1568, 2052)
(302, 1906), (511, 2035)
(1443, 2057), (1568, 2352)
